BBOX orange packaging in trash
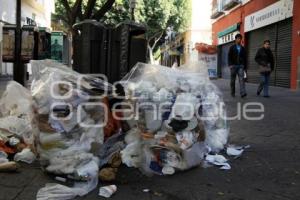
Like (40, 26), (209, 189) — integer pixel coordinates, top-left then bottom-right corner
(102, 97), (121, 139)
(0, 141), (16, 154)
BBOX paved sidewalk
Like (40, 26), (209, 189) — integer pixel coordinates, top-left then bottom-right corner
(0, 79), (299, 200)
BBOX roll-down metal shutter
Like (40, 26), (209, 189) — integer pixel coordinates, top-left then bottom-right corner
(275, 18), (292, 88)
(246, 18), (292, 88)
(246, 24), (277, 86)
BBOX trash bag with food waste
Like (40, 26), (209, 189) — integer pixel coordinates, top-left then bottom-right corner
(0, 81), (37, 167)
(30, 60), (119, 200)
(119, 54), (229, 175)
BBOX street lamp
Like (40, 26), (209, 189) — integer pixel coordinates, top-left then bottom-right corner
(129, 0), (137, 21)
(14, 0), (26, 86)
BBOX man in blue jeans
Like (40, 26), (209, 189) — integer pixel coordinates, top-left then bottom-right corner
(228, 34), (247, 98)
(255, 40), (274, 98)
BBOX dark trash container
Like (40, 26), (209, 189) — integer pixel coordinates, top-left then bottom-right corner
(72, 20), (147, 83)
(107, 21), (147, 83)
(73, 20), (108, 74)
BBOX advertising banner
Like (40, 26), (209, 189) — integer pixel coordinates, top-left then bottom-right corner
(2, 28), (15, 62)
(199, 53), (218, 78)
(245, 0), (293, 32)
(196, 43), (218, 78)
(51, 32), (63, 62)
(21, 29), (35, 61)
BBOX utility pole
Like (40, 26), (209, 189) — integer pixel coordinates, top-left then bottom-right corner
(14, 0), (26, 86)
(129, 0), (137, 21)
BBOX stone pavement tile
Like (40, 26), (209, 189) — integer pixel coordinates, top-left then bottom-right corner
(14, 172), (53, 200)
(0, 162), (52, 200)
(76, 153), (300, 200)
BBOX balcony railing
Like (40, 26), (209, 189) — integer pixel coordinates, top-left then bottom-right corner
(223, 0), (241, 11)
(211, 6), (224, 19)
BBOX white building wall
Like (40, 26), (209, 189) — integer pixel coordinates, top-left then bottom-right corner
(44, 0), (55, 28)
(189, 0), (213, 45)
(21, 3), (44, 27)
(0, 0), (54, 75)
(21, 0), (54, 27)
(0, 0), (16, 24)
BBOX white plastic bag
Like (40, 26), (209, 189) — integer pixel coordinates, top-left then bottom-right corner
(0, 81), (33, 117)
(0, 151), (9, 164)
(37, 184), (83, 200)
(0, 81), (36, 145)
(37, 159), (99, 200)
(14, 148), (36, 164)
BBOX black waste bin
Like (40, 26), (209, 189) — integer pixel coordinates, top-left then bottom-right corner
(73, 20), (108, 74)
(72, 20), (147, 83)
(107, 21), (147, 83)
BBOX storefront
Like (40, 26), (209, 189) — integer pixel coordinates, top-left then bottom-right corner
(244, 0), (293, 88)
(217, 23), (240, 79)
(212, 0), (300, 89)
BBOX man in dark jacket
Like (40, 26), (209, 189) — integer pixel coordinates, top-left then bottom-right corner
(255, 40), (274, 98)
(228, 34), (247, 98)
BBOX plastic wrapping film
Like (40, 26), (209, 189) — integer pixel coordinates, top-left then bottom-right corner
(30, 60), (113, 200)
(119, 53), (229, 175)
(0, 81), (38, 150)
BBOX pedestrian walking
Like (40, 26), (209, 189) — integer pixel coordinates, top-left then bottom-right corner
(228, 34), (247, 98)
(255, 40), (274, 98)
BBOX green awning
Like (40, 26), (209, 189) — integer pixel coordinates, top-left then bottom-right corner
(217, 23), (240, 38)
(38, 27), (51, 33)
(52, 31), (64, 36)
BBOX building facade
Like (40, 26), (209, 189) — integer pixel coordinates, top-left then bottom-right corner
(212, 0), (300, 89)
(160, 32), (186, 67)
(0, 0), (54, 75)
(161, 0), (213, 66)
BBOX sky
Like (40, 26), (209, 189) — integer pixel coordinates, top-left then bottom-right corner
(190, 0), (213, 44)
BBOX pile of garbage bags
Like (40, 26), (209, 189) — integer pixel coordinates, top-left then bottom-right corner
(0, 56), (241, 199)
(30, 60), (120, 199)
(119, 60), (229, 175)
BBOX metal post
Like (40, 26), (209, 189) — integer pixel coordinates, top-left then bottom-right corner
(14, 0), (26, 85)
(131, 8), (135, 21)
(0, 22), (3, 75)
(129, 0), (137, 21)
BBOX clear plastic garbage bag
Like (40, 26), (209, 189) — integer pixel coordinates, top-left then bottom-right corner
(119, 59), (229, 175)
(0, 81), (37, 145)
(31, 60), (112, 199)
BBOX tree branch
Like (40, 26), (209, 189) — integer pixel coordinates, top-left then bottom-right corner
(152, 31), (164, 50)
(149, 30), (164, 42)
(60, 0), (72, 22)
(149, 31), (164, 50)
(71, 0), (83, 21)
(84, 0), (97, 19)
(92, 0), (116, 20)
(53, 14), (68, 24)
